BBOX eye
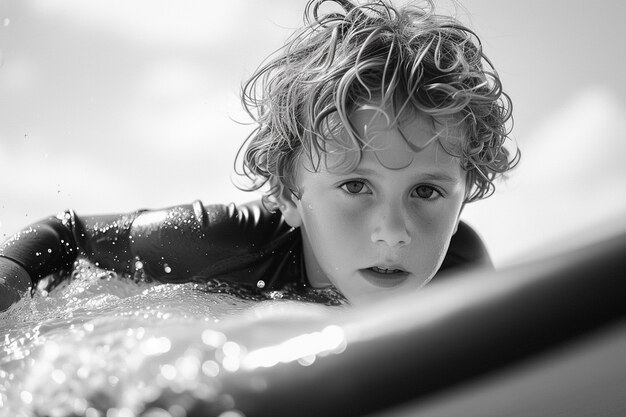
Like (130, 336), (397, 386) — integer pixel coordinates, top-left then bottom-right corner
(340, 180), (372, 195)
(412, 185), (442, 200)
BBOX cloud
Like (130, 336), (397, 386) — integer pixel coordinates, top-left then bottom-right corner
(28, 0), (247, 47)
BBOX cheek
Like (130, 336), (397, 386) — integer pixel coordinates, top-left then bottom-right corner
(303, 200), (365, 244)
(417, 213), (453, 237)
(300, 198), (370, 272)
(407, 204), (462, 258)
(412, 197), (462, 233)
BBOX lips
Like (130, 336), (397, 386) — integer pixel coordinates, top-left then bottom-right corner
(360, 265), (409, 288)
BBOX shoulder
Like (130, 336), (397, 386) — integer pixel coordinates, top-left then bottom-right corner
(131, 199), (290, 242)
(437, 221), (493, 276)
(128, 200), (299, 281)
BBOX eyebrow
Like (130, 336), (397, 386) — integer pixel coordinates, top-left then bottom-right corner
(348, 168), (461, 184)
(419, 172), (462, 184)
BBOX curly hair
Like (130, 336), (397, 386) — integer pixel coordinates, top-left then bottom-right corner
(237, 0), (519, 207)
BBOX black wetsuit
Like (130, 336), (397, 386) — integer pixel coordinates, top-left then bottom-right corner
(0, 200), (492, 301)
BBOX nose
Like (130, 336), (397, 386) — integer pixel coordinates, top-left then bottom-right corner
(370, 203), (412, 247)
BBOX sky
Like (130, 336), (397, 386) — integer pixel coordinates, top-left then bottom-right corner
(1, 0), (625, 266)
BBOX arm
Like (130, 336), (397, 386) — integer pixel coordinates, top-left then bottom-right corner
(0, 200), (297, 311)
(0, 209), (142, 311)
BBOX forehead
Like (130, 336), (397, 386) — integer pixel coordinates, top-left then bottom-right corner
(295, 103), (467, 182)
(336, 105), (466, 170)
(351, 106), (462, 169)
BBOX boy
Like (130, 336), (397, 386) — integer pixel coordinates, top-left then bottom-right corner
(0, 0), (517, 310)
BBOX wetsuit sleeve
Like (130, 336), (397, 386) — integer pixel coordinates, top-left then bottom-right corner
(128, 201), (299, 285)
(0, 209), (142, 310)
(1, 200), (298, 310)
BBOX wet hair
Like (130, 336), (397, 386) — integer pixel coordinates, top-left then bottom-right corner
(237, 0), (519, 207)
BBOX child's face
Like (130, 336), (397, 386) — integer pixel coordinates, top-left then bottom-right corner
(280, 106), (467, 304)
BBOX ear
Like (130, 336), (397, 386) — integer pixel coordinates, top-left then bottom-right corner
(276, 185), (303, 228)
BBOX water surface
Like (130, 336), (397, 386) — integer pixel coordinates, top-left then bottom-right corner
(0, 259), (347, 416)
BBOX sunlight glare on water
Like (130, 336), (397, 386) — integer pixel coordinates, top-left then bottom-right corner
(0, 259), (346, 416)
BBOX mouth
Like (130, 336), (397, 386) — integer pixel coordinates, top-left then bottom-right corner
(359, 266), (410, 288)
(369, 266), (405, 274)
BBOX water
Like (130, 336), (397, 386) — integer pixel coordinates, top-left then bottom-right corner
(0, 259), (347, 417)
